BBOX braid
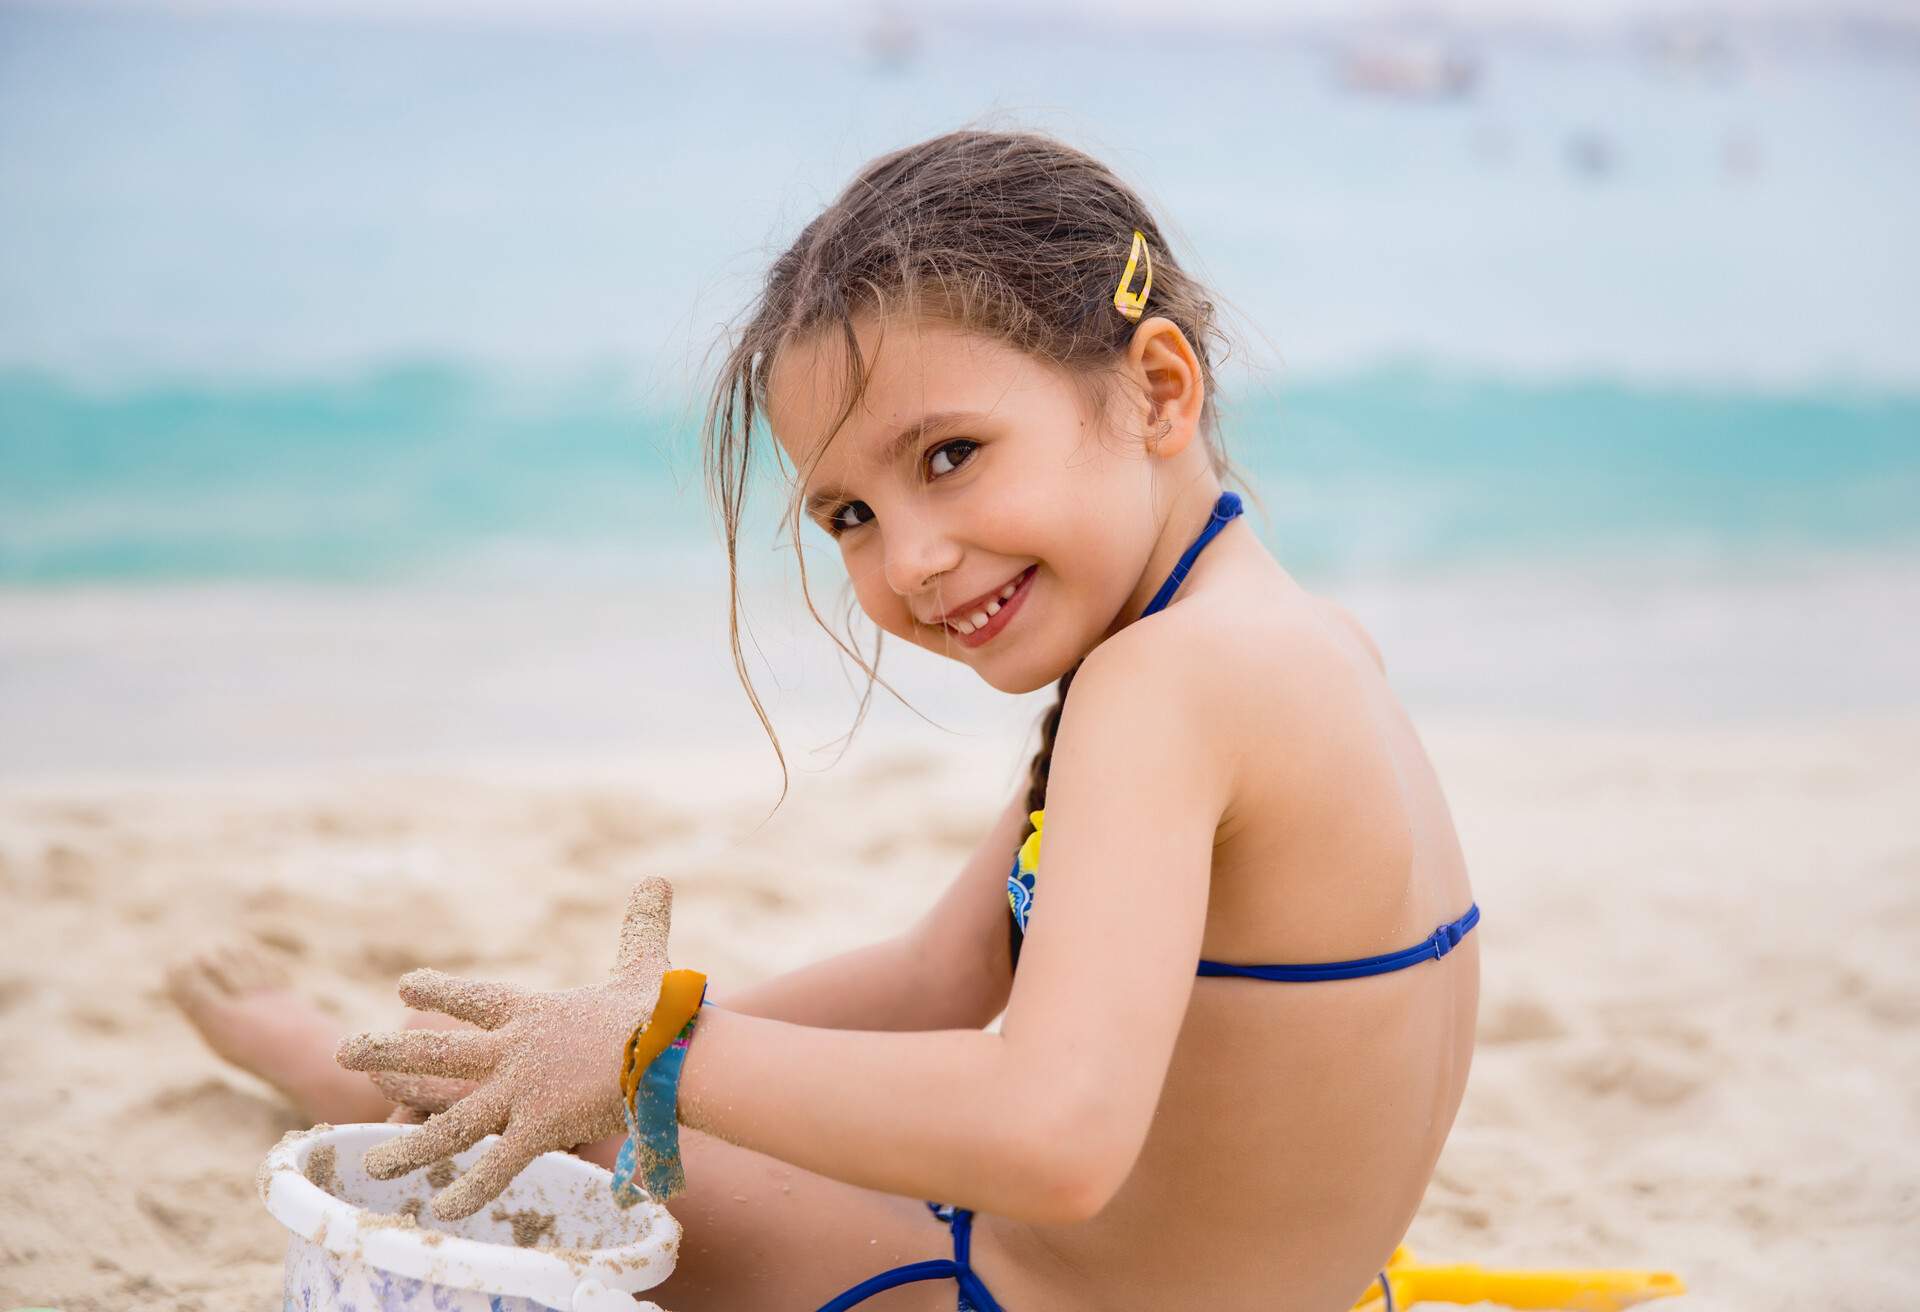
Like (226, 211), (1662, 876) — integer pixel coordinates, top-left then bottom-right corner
(1023, 664), (1078, 817)
(1009, 662), (1080, 969)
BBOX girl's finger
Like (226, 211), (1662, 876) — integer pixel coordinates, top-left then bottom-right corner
(429, 1118), (546, 1221)
(362, 1086), (507, 1181)
(386, 1102), (428, 1125)
(397, 969), (529, 1030)
(614, 877), (674, 977)
(335, 1027), (503, 1081)
(371, 1069), (476, 1114)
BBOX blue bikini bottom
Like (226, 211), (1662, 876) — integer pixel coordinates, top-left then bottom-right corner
(815, 1203), (1004, 1312)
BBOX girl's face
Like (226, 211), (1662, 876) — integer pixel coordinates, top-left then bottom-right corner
(766, 313), (1166, 695)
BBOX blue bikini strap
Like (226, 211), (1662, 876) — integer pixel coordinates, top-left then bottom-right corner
(1141, 491), (1243, 619)
(1197, 903), (1481, 983)
(949, 1208), (1007, 1312)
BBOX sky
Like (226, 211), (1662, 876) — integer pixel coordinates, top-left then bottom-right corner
(6, 0), (1916, 387)
(39, 0), (1920, 30)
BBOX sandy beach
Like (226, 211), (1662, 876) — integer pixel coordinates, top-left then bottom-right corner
(1, 707), (1914, 1309)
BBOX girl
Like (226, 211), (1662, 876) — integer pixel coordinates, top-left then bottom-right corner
(245, 128), (1482, 1310)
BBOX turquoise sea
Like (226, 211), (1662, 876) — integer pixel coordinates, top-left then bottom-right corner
(0, 3), (1916, 758)
(3, 363), (1916, 586)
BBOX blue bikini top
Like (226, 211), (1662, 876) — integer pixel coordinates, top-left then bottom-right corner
(1005, 490), (1481, 980)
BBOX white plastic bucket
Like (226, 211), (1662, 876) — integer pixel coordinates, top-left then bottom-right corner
(260, 1122), (679, 1312)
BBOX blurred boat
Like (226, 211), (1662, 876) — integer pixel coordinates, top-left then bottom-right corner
(1338, 40), (1479, 100)
(1636, 21), (1743, 78)
(864, 4), (919, 73)
(1565, 128), (1617, 179)
(1721, 128), (1763, 180)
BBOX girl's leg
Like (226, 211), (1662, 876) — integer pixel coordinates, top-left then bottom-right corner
(166, 944), (391, 1125)
(166, 943), (470, 1126)
(580, 1129), (962, 1311)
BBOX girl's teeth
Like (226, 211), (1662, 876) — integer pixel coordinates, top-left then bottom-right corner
(948, 570), (1028, 638)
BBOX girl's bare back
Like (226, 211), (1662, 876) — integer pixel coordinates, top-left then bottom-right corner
(970, 536), (1479, 1311)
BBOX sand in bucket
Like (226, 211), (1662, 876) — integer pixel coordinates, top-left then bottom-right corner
(260, 1122), (679, 1312)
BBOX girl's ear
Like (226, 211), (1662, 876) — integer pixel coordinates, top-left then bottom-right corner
(1125, 316), (1204, 458)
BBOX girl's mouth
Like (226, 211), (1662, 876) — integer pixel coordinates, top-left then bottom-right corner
(945, 565), (1036, 650)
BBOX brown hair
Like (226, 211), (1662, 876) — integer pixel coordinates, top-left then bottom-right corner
(701, 126), (1249, 843)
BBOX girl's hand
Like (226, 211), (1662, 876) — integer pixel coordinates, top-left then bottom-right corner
(335, 877), (675, 1220)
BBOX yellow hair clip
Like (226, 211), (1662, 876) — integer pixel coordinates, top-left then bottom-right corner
(1113, 229), (1153, 322)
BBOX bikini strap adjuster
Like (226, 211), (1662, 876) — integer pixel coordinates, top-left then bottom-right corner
(1430, 923), (1459, 960)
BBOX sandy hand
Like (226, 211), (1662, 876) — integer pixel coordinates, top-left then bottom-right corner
(336, 877), (674, 1220)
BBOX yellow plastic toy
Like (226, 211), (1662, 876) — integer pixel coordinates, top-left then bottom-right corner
(1348, 1245), (1685, 1311)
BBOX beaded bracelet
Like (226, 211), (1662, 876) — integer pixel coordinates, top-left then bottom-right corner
(610, 968), (708, 1206)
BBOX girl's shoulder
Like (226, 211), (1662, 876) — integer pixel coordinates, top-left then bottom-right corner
(1306, 593), (1387, 675)
(1120, 576), (1386, 719)
(1102, 581), (1398, 822)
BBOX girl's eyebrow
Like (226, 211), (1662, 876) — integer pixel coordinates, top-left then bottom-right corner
(802, 409), (985, 515)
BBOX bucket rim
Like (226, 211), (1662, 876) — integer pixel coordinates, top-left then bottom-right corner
(260, 1121), (679, 1303)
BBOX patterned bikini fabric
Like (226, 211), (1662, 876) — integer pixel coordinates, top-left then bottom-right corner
(1006, 808), (1044, 934)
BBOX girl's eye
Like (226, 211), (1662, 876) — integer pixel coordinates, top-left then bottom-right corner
(927, 438), (979, 478)
(829, 501), (873, 534)
(823, 439), (979, 537)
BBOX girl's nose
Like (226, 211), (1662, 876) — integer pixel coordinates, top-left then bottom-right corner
(882, 517), (963, 599)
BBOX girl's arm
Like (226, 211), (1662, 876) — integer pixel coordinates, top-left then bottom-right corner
(711, 785), (1029, 1032)
(708, 938), (944, 1032)
(677, 620), (1241, 1224)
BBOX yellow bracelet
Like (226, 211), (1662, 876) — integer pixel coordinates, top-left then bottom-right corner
(620, 968), (708, 1106)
